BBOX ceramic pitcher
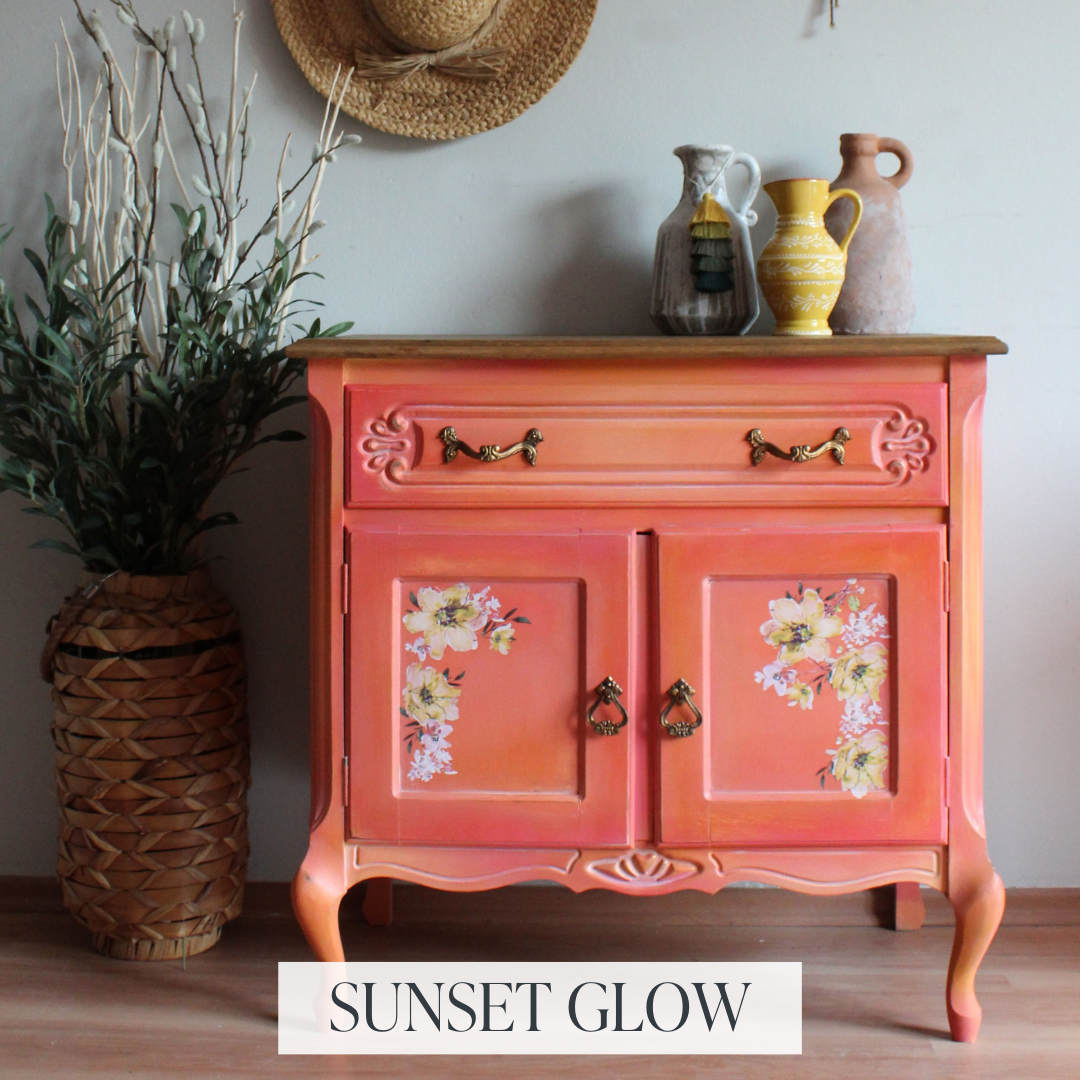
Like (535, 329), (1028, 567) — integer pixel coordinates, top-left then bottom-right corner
(650, 144), (761, 335)
(757, 179), (862, 336)
(825, 134), (915, 334)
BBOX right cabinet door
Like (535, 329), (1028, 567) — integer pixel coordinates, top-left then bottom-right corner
(657, 524), (947, 846)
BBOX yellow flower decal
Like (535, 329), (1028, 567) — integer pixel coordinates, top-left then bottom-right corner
(760, 589), (844, 664)
(755, 579), (891, 797)
(829, 642), (888, 701)
(403, 584), (484, 660)
(403, 584), (529, 781)
(489, 624), (514, 655)
(828, 729), (888, 798)
(402, 663), (461, 725)
(786, 682), (814, 710)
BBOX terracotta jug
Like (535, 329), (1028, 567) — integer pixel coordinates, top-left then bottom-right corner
(825, 134), (915, 334)
(650, 144), (761, 335)
(757, 178), (862, 336)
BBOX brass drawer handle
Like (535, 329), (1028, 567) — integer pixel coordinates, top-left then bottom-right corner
(747, 427), (850, 466)
(660, 679), (703, 738)
(586, 676), (628, 736)
(440, 426), (544, 466)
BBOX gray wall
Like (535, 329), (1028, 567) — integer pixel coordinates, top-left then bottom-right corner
(1, 1), (1076, 885)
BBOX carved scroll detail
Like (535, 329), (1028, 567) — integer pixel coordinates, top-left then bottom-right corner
(878, 409), (935, 482)
(358, 411), (412, 480)
(586, 849), (700, 888)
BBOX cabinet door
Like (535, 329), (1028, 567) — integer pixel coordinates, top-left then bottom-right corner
(347, 526), (634, 847)
(657, 525), (947, 845)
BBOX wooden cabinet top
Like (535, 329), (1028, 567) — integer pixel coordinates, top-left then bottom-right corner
(288, 334), (1007, 362)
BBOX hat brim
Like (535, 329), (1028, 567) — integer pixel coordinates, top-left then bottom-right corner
(272, 0), (598, 140)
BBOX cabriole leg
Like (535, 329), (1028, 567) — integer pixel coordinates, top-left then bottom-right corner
(946, 870), (1005, 1042)
(292, 865), (347, 962)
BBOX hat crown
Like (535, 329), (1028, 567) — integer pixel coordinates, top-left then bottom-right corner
(370, 0), (498, 51)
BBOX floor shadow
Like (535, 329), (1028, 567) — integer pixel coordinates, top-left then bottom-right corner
(869, 885), (895, 928)
(889, 1020), (953, 1040)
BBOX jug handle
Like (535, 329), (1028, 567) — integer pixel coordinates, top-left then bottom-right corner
(729, 151), (762, 227)
(825, 188), (864, 254)
(877, 137), (914, 189)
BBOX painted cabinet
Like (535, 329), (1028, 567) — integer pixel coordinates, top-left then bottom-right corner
(290, 336), (1007, 1043)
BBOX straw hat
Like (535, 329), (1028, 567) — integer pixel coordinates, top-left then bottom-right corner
(272, 0), (599, 140)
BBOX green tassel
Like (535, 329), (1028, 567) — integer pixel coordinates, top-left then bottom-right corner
(691, 255), (735, 274)
(691, 238), (733, 257)
(693, 271), (734, 293)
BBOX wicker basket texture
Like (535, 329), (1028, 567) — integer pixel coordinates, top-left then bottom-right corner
(46, 568), (249, 961)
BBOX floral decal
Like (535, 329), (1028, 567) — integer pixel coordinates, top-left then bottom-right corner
(403, 584), (483, 661)
(754, 579), (890, 797)
(402, 584), (529, 782)
(828, 729), (889, 799)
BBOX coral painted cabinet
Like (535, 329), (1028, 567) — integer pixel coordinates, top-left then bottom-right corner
(657, 525), (947, 846)
(290, 336), (1008, 1044)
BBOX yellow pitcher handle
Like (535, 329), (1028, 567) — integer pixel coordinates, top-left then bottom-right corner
(825, 187), (863, 254)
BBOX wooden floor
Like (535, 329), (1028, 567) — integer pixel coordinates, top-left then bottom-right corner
(2, 880), (1078, 1079)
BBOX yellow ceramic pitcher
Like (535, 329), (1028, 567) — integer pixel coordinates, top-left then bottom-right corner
(757, 179), (863, 336)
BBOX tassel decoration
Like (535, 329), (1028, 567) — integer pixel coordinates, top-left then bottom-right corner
(689, 194), (735, 294)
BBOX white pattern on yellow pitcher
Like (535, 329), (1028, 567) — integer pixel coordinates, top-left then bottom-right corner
(757, 178), (863, 336)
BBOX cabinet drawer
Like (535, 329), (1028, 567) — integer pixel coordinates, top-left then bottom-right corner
(346, 382), (947, 506)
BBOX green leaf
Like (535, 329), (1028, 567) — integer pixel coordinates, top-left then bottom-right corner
(253, 429), (305, 445)
(409, 591), (419, 607)
(848, 595), (860, 612)
(29, 538), (81, 557)
(511, 616), (530, 624)
(171, 203), (191, 231)
(193, 512), (240, 536)
(312, 320), (354, 338)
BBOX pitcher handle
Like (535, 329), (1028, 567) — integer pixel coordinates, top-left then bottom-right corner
(824, 188), (863, 254)
(877, 137), (914, 190)
(729, 151), (761, 227)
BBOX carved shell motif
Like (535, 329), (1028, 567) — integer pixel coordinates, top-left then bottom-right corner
(586, 849), (700, 888)
(877, 409), (935, 482)
(359, 411), (412, 480)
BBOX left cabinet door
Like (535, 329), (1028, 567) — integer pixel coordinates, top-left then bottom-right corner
(346, 525), (635, 847)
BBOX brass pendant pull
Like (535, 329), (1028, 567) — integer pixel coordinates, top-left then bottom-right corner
(747, 427), (850, 466)
(440, 426), (543, 466)
(660, 679), (703, 738)
(586, 676), (628, 736)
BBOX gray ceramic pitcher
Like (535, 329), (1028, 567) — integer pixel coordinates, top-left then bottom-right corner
(650, 144), (761, 335)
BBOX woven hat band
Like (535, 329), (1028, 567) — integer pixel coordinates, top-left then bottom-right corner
(370, 0), (497, 50)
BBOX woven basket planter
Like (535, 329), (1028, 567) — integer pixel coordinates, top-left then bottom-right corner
(43, 568), (249, 961)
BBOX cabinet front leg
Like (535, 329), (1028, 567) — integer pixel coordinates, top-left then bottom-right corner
(894, 881), (926, 931)
(292, 866), (347, 962)
(946, 871), (1005, 1042)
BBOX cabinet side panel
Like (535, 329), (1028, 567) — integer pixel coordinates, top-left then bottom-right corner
(306, 363), (345, 835)
(948, 357), (988, 847)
